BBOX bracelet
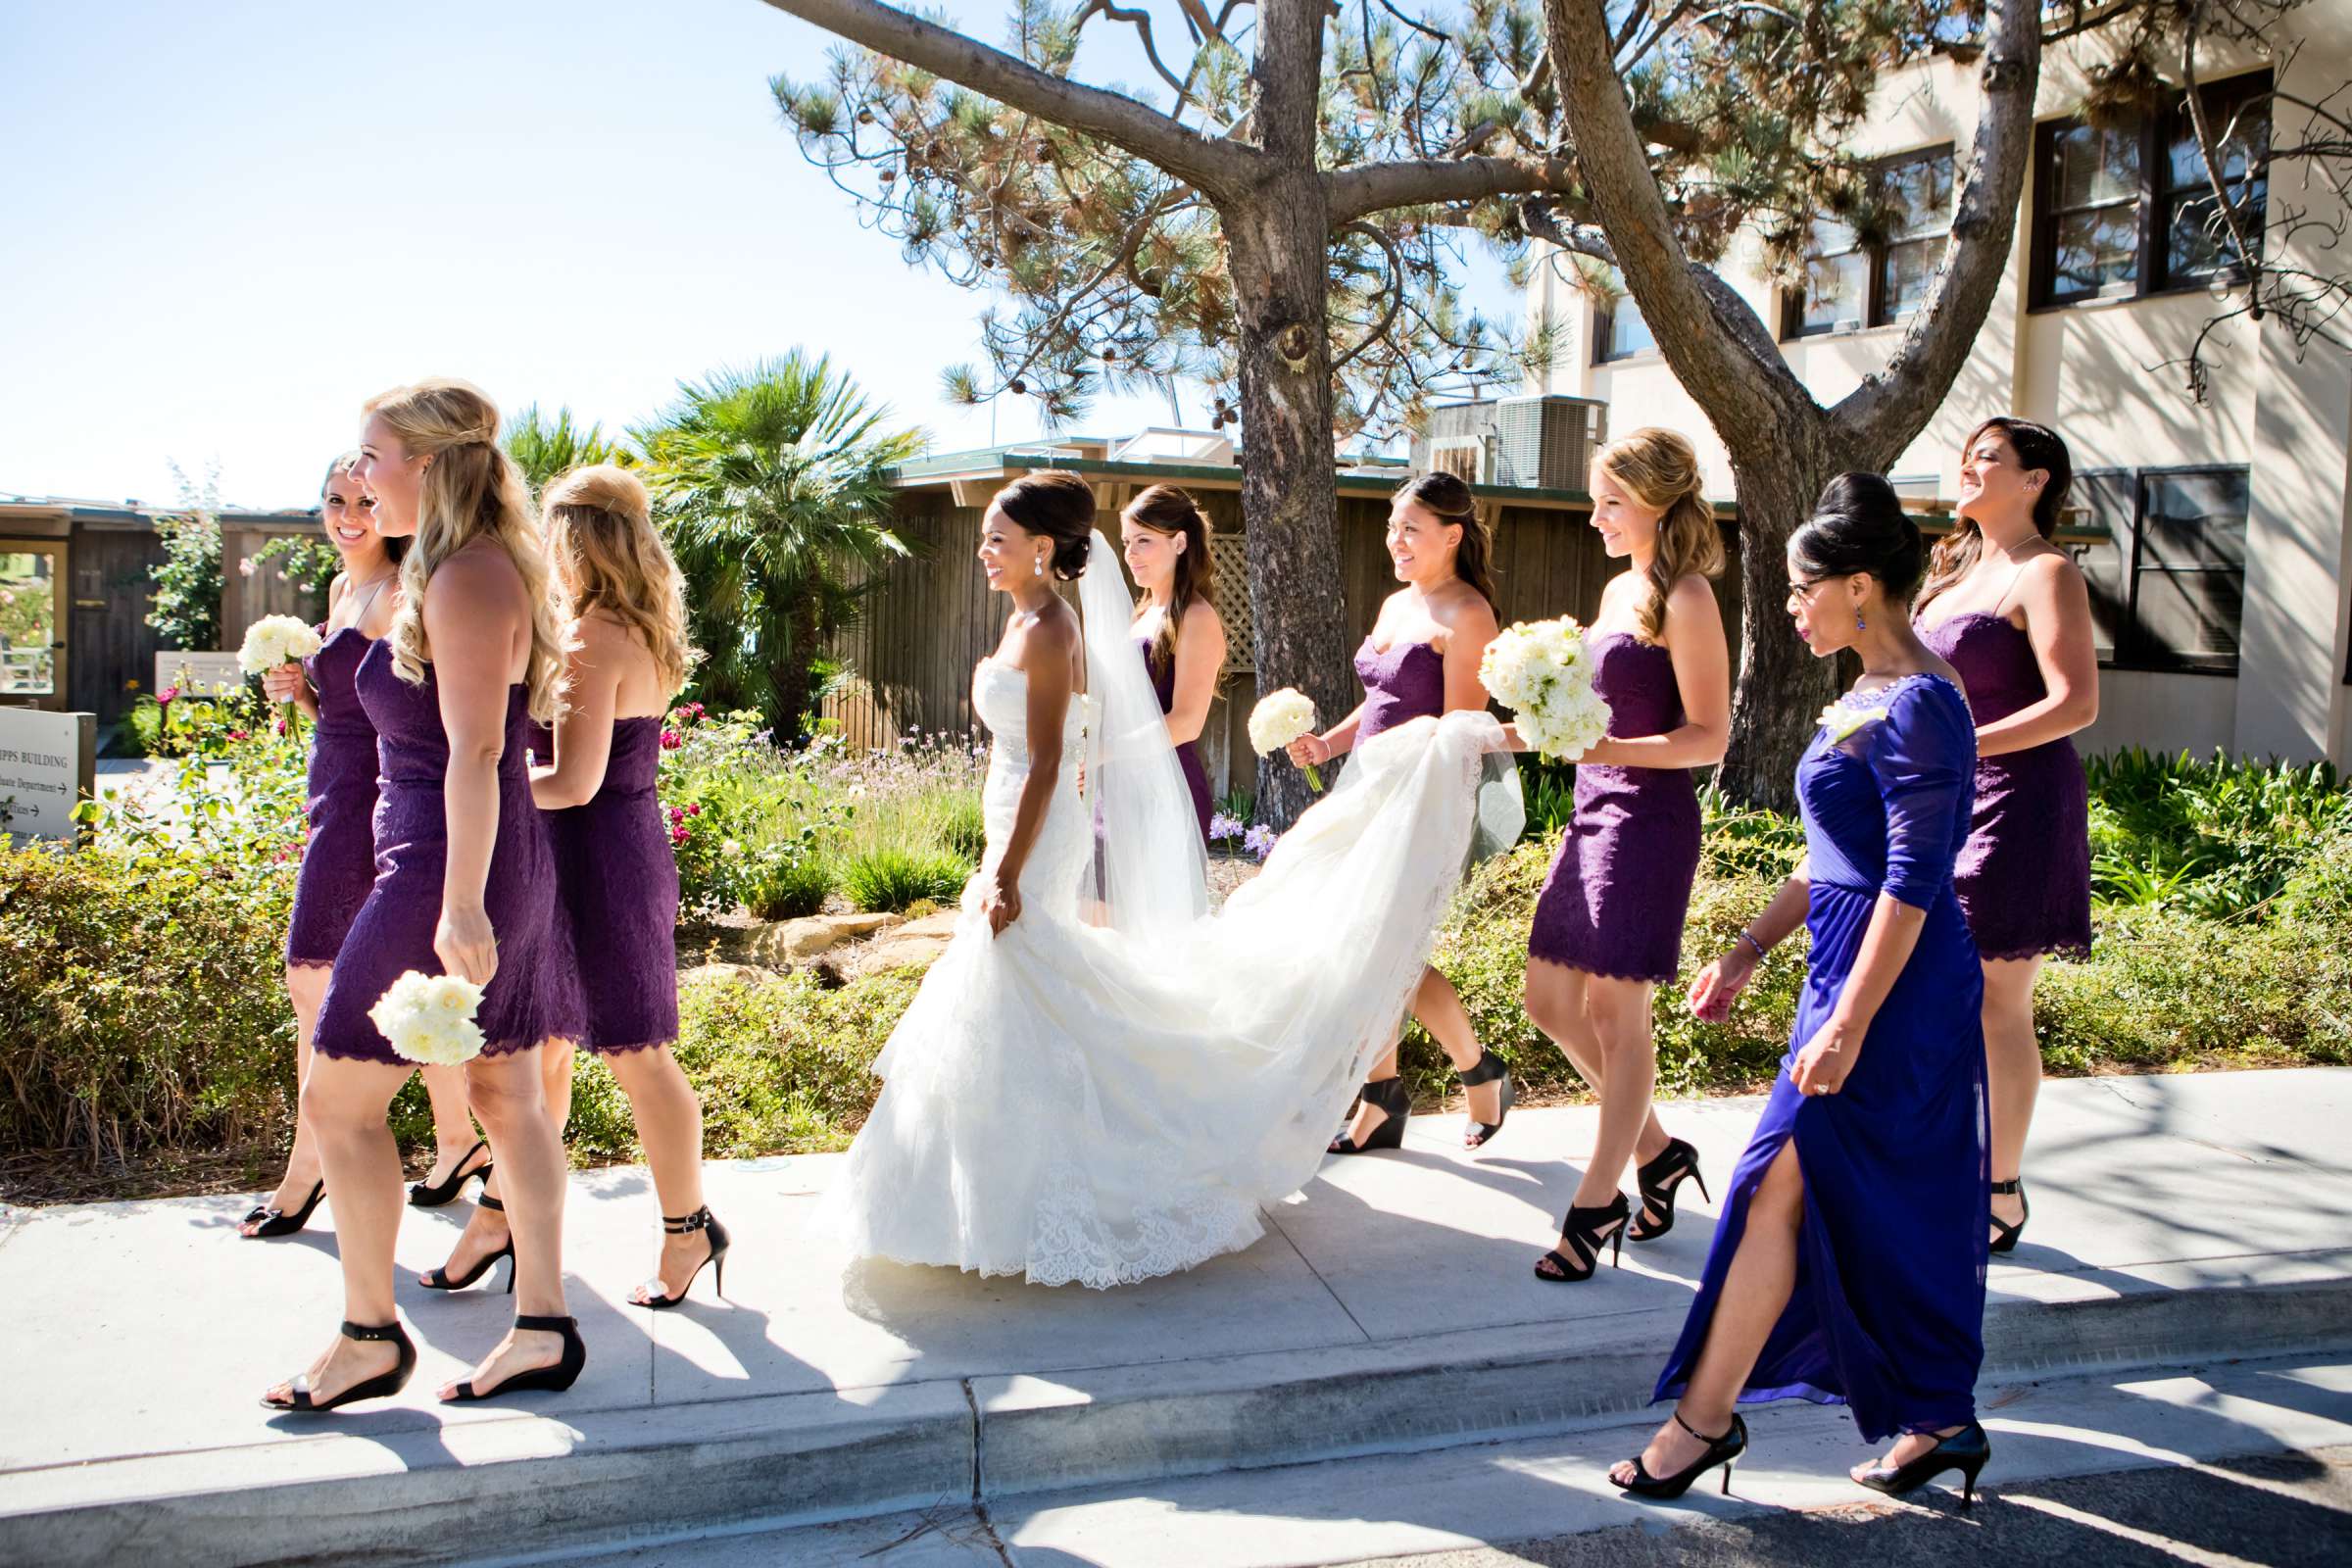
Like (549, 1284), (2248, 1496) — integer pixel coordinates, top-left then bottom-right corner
(1737, 929), (1769, 963)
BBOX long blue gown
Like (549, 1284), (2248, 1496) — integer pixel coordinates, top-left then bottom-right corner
(1653, 672), (1989, 1442)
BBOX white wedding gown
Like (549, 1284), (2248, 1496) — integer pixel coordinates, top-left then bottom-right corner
(823, 641), (1507, 1289)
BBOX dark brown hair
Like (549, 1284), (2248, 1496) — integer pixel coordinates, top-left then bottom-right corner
(995, 469), (1096, 579)
(1123, 484), (1216, 671)
(1918, 416), (2073, 611)
(1393, 470), (1496, 610)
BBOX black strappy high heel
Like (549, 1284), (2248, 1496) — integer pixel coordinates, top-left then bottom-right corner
(630, 1206), (731, 1310)
(1459, 1049), (1515, 1150)
(1328, 1076), (1411, 1154)
(440, 1314), (587, 1403)
(408, 1138), (492, 1208)
(1535, 1192), (1630, 1283)
(1616, 1411), (1747, 1500)
(419, 1195), (514, 1293)
(1854, 1422), (1991, 1505)
(261, 1319), (416, 1413)
(1988, 1178), (2030, 1253)
(1628, 1138), (1709, 1243)
(240, 1178), (326, 1240)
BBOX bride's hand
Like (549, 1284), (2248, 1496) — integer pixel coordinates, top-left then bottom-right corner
(984, 866), (1022, 936)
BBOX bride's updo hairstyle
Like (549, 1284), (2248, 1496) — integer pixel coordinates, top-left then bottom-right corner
(1788, 472), (1926, 604)
(995, 470), (1096, 580)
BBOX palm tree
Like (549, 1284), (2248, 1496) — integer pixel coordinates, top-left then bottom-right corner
(635, 353), (927, 739)
(505, 404), (633, 496)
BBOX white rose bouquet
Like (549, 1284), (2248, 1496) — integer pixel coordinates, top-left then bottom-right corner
(1248, 687), (1323, 790)
(239, 613), (323, 735)
(368, 970), (489, 1066)
(1479, 615), (1613, 762)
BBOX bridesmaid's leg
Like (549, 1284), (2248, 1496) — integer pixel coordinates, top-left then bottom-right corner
(1608, 1140), (1804, 1488)
(263, 1054), (411, 1403)
(1526, 959), (1669, 1182)
(435, 1041), (571, 1277)
(1982, 956), (2042, 1242)
(252, 963), (330, 1223)
(606, 1046), (711, 1302)
(442, 1045), (572, 1398)
(1409, 966), (1502, 1129)
(418, 1062), (482, 1190)
(1571, 976), (1667, 1211)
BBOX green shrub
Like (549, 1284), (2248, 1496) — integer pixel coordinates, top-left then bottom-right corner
(2085, 748), (2351, 917)
(842, 846), (970, 912)
(747, 854), (835, 919)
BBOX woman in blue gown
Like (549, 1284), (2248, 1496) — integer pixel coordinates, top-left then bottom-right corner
(1608, 473), (1992, 1504)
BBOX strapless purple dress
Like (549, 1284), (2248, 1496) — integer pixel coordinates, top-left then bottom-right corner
(545, 717), (678, 1053)
(1140, 633), (1213, 846)
(311, 642), (577, 1063)
(1914, 612), (2093, 960)
(1528, 634), (1702, 983)
(285, 625), (379, 968)
(1352, 636), (1445, 742)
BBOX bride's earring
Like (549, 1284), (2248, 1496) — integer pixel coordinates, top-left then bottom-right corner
(1034, 555), (1046, 577)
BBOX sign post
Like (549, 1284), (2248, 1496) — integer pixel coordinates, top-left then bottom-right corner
(0, 709), (96, 841)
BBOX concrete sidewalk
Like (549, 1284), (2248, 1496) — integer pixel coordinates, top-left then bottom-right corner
(4, 1067), (2348, 1567)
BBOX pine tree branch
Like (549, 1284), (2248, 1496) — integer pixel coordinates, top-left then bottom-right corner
(757, 0), (1257, 195)
(1331, 221), (1407, 372)
(1327, 153), (1581, 221)
(1542, 0), (1803, 446)
(1837, 0), (2042, 456)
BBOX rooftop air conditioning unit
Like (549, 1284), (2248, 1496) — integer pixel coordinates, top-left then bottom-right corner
(1410, 395), (1607, 489)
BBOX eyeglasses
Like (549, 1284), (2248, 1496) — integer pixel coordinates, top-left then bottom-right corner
(1785, 578), (1831, 612)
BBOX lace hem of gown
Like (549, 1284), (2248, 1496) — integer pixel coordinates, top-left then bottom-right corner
(1523, 947), (1676, 985)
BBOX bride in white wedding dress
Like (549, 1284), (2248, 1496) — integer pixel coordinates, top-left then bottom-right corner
(823, 471), (1510, 1288)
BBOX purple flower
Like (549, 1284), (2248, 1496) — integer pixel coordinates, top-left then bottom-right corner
(1207, 811), (1244, 843)
(1243, 824), (1279, 861)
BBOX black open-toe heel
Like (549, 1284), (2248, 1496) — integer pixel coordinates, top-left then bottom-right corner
(409, 1138), (492, 1208)
(631, 1206), (731, 1310)
(261, 1319), (416, 1413)
(1988, 1178), (2030, 1254)
(1617, 1411), (1747, 1500)
(1855, 1422), (1990, 1505)
(420, 1195), (514, 1293)
(1628, 1137), (1708, 1243)
(1459, 1049), (1515, 1150)
(441, 1314), (587, 1403)
(1329, 1077), (1410, 1154)
(240, 1179), (325, 1240)
(1535, 1192), (1630, 1283)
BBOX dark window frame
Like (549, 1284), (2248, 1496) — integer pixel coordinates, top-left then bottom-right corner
(1592, 286), (1658, 364)
(2075, 462), (2250, 676)
(1780, 144), (1958, 340)
(2030, 71), (2273, 311)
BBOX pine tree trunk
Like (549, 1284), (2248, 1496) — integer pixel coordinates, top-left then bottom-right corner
(1717, 444), (1847, 809)
(1222, 178), (1352, 828)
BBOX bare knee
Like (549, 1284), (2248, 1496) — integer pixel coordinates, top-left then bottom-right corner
(1524, 962), (1584, 1043)
(1585, 979), (1655, 1058)
(466, 1061), (550, 1137)
(610, 1047), (698, 1110)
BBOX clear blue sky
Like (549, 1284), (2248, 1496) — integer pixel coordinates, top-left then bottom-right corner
(3, 0), (1515, 511)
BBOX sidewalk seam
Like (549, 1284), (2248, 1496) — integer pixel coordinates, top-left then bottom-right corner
(961, 1377), (1013, 1567)
(1258, 1200), (1375, 1346)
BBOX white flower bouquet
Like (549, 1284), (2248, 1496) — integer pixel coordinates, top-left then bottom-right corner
(368, 970), (489, 1066)
(1479, 616), (1613, 762)
(1248, 687), (1323, 790)
(237, 613), (321, 676)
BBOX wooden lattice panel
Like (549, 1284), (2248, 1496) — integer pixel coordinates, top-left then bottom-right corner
(1210, 532), (1254, 673)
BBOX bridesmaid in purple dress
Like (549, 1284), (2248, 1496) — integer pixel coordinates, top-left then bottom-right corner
(262, 380), (583, 1414)
(1288, 471), (1512, 1151)
(432, 466), (723, 1311)
(1521, 429), (1731, 1283)
(1120, 485), (1225, 849)
(1914, 418), (2097, 1254)
(242, 455), (483, 1238)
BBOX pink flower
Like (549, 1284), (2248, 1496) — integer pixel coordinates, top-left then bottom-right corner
(671, 823), (691, 845)
(159, 686), (180, 705)
(226, 729), (249, 742)
(660, 729), (682, 750)
(667, 805), (686, 824)
(685, 702), (705, 718)
(238, 558), (256, 577)
(274, 716), (288, 736)
(683, 803), (701, 816)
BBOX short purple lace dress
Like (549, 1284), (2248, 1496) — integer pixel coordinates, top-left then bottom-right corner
(544, 716), (679, 1053)
(285, 625), (379, 968)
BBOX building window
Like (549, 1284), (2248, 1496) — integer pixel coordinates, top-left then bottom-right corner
(1594, 274), (1656, 362)
(2075, 465), (2249, 673)
(1784, 146), (1956, 337)
(2032, 73), (2271, 308)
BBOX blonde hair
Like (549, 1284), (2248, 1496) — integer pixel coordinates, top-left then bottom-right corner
(1593, 427), (1724, 643)
(543, 464), (694, 696)
(366, 378), (567, 725)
